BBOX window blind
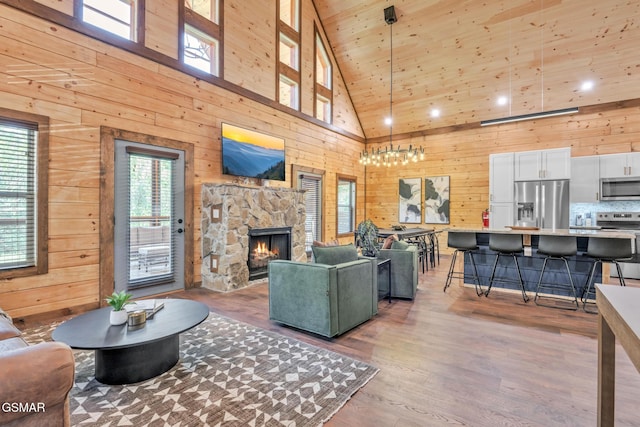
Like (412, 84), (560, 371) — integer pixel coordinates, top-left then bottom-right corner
(126, 152), (176, 288)
(337, 179), (355, 234)
(0, 119), (37, 270)
(300, 173), (321, 250)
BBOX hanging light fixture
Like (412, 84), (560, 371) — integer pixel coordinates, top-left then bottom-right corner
(359, 5), (425, 167)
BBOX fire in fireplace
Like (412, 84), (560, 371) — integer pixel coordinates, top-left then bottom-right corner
(247, 227), (291, 280)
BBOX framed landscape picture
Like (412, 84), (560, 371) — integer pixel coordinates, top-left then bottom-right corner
(424, 176), (450, 224)
(398, 178), (422, 223)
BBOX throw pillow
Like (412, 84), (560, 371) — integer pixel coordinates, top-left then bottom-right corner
(382, 234), (398, 249)
(391, 240), (410, 250)
(312, 239), (339, 247)
(312, 244), (359, 265)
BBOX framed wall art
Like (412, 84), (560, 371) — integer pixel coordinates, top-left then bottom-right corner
(424, 176), (450, 224)
(398, 178), (422, 223)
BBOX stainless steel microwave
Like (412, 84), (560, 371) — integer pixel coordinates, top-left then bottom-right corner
(600, 177), (640, 200)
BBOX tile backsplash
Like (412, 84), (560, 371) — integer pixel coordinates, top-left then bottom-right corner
(570, 201), (640, 226)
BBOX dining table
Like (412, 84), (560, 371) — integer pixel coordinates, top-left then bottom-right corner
(377, 228), (441, 269)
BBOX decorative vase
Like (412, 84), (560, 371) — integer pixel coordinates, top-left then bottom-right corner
(109, 309), (128, 325)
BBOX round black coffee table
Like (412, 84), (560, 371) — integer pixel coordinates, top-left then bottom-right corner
(52, 299), (209, 385)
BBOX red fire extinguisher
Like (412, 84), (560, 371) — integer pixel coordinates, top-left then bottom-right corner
(482, 209), (490, 228)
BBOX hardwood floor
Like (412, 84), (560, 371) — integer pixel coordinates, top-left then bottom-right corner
(18, 257), (640, 426)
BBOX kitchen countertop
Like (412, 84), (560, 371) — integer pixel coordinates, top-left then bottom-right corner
(446, 227), (637, 239)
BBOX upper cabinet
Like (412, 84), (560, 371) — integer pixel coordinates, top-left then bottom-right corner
(570, 156), (600, 203)
(489, 153), (515, 229)
(599, 153), (640, 178)
(489, 152), (514, 203)
(514, 147), (571, 181)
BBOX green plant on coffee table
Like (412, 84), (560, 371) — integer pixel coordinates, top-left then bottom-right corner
(357, 219), (380, 257)
(105, 290), (133, 311)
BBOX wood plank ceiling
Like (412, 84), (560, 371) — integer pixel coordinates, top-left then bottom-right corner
(313, 0), (640, 140)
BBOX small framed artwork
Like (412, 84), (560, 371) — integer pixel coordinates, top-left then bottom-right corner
(398, 178), (422, 223)
(424, 176), (450, 224)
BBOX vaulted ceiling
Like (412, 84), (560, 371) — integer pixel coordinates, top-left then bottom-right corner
(314, 0), (640, 140)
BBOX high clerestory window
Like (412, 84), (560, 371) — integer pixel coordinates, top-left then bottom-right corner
(77, 0), (142, 42)
(277, 0), (300, 110)
(0, 109), (49, 279)
(314, 29), (332, 123)
(183, 0), (223, 77)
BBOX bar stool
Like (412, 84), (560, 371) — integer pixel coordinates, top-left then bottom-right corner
(485, 233), (529, 302)
(534, 235), (579, 310)
(582, 237), (633, 313)
(444, 232), (483, 296)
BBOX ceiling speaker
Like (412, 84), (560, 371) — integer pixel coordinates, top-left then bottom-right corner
(384, 6), (397, 25)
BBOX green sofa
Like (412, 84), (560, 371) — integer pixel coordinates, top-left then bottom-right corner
(377, 240), (419, 299)
(268, 244), (377, 338)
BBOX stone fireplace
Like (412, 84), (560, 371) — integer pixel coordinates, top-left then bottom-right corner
(201, 184), (306, 292)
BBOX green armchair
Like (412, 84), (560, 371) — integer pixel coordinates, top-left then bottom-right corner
(268, 244), (377, 338)
(378, 240), (419, 299)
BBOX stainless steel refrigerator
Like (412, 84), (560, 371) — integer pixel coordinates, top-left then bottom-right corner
(514, 180), (570, 229)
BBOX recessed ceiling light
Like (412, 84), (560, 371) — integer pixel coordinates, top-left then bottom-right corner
(581, 80), (594, 91)
(430, 109), (440, 118)
(497, 96), (508, 106)
(384, 117), (392, 126)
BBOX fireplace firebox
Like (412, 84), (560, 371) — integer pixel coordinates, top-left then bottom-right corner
(248, 227), (291, 280)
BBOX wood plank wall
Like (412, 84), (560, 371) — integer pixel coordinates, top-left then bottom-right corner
(0, 1), (365, 318)
(2, 1), (639, 318)
(364, 104), (640, 254)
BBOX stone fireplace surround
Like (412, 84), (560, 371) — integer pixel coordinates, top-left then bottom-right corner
(201, 184), (307, 292)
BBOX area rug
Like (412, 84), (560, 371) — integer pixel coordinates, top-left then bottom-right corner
(23, 313), (378, 426)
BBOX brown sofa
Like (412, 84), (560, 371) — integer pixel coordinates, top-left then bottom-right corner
(0, 308), (75, 427)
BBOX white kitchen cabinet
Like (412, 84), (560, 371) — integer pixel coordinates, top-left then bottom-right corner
(599, 152), (640, 178)
(489, 152), (514, 203)
(489, 202), (514, 229)
(570, 156), (600, 203)
(514, 147), (571, 181)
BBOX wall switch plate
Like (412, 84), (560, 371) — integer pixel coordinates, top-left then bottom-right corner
(211, 204), (222, 223)
(210, 255), (220, 273)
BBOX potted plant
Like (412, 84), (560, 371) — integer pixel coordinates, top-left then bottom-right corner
(356, 219), (380, 257)
(106, 290), (133, 325)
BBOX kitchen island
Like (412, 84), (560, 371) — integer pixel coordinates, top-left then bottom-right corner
(446, 228), (636, 298)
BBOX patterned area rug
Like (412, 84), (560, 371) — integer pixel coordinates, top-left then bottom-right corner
(23, 313), (378, 426)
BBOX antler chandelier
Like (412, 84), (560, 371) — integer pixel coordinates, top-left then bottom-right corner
(359, 5), (425, 168)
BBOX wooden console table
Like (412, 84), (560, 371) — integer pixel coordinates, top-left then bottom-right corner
(595, 284), (640, 426)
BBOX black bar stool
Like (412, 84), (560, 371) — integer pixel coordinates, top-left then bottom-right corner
(582, 237), (633, 313)
(444, 232), (482, 296)
(485, 233), (529, 302)
(534, 235), (579, 310)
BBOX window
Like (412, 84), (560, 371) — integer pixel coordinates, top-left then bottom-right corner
(184, 25), (220, 75)
(279, 75), (299, 110)
(314, 30), (333, 122)
(0, 109), (48, 279)
(183, 0), (223, 77)
(316, 94), (331, 123)
(279, 34), (299, 70)
(186, 0), (219, 23)
(279, 0), (299, 31)
(79, 0), (139, 41)
(293, 165), (324, 258)
(277, 0), (300, 109)
(336, 175), (356, 235)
